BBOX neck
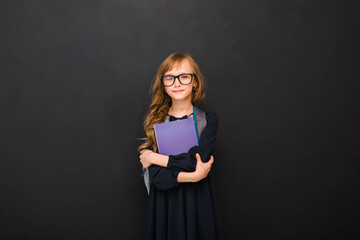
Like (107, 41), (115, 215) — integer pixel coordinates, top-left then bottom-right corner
(168, 99), (193, 117)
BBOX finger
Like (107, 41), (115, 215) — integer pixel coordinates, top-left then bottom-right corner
(207, 159), (214, 165)
(195, 153), (201, 161)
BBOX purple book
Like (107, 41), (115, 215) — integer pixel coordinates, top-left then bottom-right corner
(154, 118), (198, 155)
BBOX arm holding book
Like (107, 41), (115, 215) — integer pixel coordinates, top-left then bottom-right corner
(140, 149), (214, 181)
(140, 150), (201, 190)
(145, 154), (214, 190)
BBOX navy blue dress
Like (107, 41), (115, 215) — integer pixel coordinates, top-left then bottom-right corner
(144, 111), (223, 240)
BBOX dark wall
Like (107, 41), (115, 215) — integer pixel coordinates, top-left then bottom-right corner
(1, 0), (359, 239)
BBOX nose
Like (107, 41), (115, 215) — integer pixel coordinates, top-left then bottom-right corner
(173, 76), (181, 86)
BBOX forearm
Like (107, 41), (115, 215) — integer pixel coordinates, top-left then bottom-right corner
(148, 166), (198, 190)
(151, 153), (169, 168)
(177, 171), (199, 183)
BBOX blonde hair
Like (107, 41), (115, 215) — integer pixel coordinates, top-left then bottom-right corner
(138, 53), (205, 152)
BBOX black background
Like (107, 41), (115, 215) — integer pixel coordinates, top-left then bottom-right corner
(1, 0), (359, 239)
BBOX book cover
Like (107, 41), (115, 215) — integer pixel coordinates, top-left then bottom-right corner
(154, 118), (198, 155)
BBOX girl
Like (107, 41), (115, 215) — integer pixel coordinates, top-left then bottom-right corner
(138, 53), (222, 240)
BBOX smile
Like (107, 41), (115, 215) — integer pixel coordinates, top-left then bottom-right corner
(172, 90), (184, 93)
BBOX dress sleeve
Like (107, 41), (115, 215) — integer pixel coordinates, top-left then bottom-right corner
(148, 165), (180, 191)
(166, 112), (219, 172)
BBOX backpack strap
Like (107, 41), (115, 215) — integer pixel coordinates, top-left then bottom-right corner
(194, 105), (207, 139)
(143, 166), (151, 194)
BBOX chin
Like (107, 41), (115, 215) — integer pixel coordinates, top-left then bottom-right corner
(170, 95), (191, 101)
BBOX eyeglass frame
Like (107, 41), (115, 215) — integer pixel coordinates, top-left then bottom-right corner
(160, 73), (195, 87)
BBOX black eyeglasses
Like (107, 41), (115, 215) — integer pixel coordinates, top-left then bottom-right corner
(161, 73), (195, 87)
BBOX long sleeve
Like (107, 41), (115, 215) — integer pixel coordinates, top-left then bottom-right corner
(166, 112), (219, 172)
(148, 164), (180, 191)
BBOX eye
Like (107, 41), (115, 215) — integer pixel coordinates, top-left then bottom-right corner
(164, 76), (173, 81)
(180, 75), (190, 79)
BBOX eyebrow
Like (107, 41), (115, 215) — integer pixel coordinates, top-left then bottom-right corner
(163, 72), (190, 76)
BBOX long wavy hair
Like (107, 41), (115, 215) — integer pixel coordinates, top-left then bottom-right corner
(138, 53), (205, 152)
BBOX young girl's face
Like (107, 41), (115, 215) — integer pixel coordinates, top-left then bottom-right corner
(163, 59), (196, 102)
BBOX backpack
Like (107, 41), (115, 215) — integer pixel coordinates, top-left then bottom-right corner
(143, 105), (207, 195)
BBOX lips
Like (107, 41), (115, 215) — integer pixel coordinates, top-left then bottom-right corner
(172, 90), (184, 93)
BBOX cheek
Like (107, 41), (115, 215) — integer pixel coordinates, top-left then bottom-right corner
(185, 84), (193, 92)
(164, 87), (172, 95)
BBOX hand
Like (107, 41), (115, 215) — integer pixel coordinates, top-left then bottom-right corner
(194, 153), (214, 182)
(139, 149), (155, 168)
